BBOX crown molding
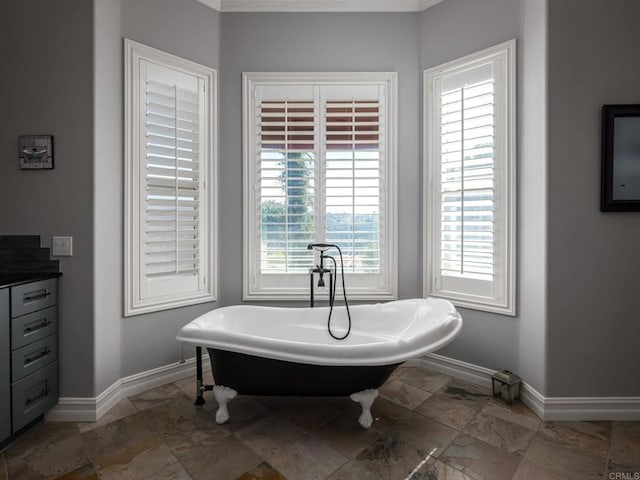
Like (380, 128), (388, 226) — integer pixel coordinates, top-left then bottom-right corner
(198, 0), (444, 12)
(197, 0), (222, 10)
(420, 0), (444, 10)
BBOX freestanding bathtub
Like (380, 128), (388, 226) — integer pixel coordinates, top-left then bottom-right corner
(176, 298), (462, 428)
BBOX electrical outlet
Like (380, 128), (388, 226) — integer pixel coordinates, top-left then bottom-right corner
(52, 236), (73, 256)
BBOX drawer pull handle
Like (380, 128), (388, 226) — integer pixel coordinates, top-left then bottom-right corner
(23, 289), (52, 302)
(24, 320), (51, 334)
(25, 386), (52, 406)
(24, 348), (51, 365)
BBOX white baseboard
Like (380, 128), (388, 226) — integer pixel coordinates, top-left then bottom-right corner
(409, 353), (640, 421)
(46, 354), (211, 423)
(541, 396), (640, 421)
(48, 352), (640, 423)
(407, 353), (494, 389)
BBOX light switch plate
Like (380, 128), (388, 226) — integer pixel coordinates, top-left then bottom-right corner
(52, 236), (73, 256)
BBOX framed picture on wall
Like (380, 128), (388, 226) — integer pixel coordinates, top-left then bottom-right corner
(601, 105), (640, 211)
(18, 135), (54, 170)
(600, 105), (640, 212)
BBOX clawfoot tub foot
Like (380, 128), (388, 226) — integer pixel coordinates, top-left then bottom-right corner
(350, 388), (379, 428)
(213, 385), (238, 424)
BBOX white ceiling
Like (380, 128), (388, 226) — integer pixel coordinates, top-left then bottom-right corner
(197, 0), (444, 12)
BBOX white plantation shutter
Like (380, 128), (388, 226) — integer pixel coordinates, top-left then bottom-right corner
(439, 78), (495, 281)
(144, 77), (201, 278)
(259, 99), (316, 273)
(125, 40), (216, 316)
(424, 40), (516, 315)
(324, 99), (383, 274)
(243, 73), (397, 300)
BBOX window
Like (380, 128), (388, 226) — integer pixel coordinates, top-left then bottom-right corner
(424, 40), (516, 315)
(243, 73), (397, 300)
(124, 39), (217, 316)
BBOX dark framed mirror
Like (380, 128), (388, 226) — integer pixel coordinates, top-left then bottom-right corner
(601, 104), (640, 211)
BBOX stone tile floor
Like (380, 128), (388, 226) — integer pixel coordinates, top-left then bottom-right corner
(1, 366), (639, 479)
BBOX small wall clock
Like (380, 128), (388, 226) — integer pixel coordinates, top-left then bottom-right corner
(19, 135), (54, 170)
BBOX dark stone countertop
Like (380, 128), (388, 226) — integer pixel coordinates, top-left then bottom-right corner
(0, 272), (62, 289)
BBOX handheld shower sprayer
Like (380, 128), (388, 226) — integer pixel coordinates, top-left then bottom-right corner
(307, 243), (352, 340)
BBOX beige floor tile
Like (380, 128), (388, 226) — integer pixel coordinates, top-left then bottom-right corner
(222, 396), (270, 432)
(538, 420), (611, 457)
(81, 410), (164, 471)
(77, 398), (138, 434)
(5, 422), (78, 463)
(388, 366), (412, 381)
(464, 411), (536, 456)
(5, 423), (88, 480)
(52, 463), (100, 480)
(387, 413), (458, 458)
(369, 397), (414, 432)
(128, 383), (187, 412)
(437, 379), (492, 411)
(177, 434), (260, 480)
(524, 436), (606, 479)
(608, 421), (640, 471)
(399, 368), (451, 393)
(234, 462), (288, 480)
(326, 459), (381, 480)
(607, 458), (640, 479)
(441, 433), (521, 480)
(338, 434), (432, 480)
(12, 370), (640, 480)
(154, 401), (232, 464)
(481, 399), (541, 431)
(419, 459), (473, 479)
(236, 416), (346, 480)
(512, 459), (574, 480)
(96, 442), (190, 480)
(141, 460), (193, 480)
(263, 397), (342, 433)
(311, 411), (382, 459)
(379, 380), (432, 410)
(415, 394), (478, 431)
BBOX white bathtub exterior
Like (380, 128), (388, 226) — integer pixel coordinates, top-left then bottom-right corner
(177, 298), (462, 366)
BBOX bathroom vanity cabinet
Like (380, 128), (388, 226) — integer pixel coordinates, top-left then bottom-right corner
(0, 276), (59, 447)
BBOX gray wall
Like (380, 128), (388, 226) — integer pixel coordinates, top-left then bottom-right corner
(219, 12), (421, 306)
(101, 0), (222, 382)
(0, 0), (96, 397)
(547, 0), (640, 396)
(419, 0), (548, 393)
(94, 0), (123, 395)
(517, 0), (547, 394)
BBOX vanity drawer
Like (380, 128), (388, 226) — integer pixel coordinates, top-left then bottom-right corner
(12, 361), (58, 432)
(11, 279), (57, 318)
(11, 334), (57, 382)
(11, 306), (57, 350)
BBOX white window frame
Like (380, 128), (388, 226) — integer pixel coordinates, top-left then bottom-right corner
(424, 40), (516, 316)
(124, 39), (217, 316)
(243, 72), (398, 301)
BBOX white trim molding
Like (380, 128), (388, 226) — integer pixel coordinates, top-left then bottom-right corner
(124, 39), (218, 317)
(423, 39), (517, 316)
(242, 71), (398, 301)
(198, 0), (444, 12)
(46, 355), (211, 423)
(411, 353), (640, 421)
(196, 0), (222, 10)
(48, 351), (640, 423)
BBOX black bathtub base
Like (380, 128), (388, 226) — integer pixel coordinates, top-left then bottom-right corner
(193, 347), (400, 428)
